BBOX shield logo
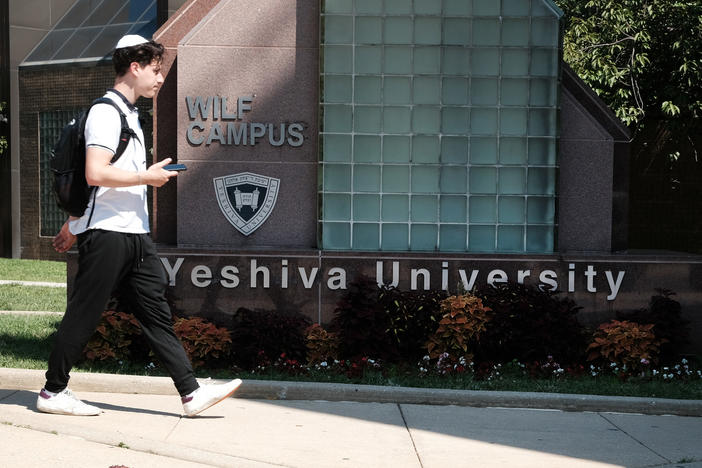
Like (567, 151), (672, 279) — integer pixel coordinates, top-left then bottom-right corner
(213, 172), (280, 236)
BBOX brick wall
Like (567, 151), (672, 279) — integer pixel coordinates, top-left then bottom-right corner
(18, 64), (153, 260)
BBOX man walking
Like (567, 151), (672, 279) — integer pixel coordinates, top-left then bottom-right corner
(38, 35), (241, 417)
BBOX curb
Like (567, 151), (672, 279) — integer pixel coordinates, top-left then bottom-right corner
(2, 367), (701, 417)
(0, 280), (66, 288)
(0, 310), (64, 316)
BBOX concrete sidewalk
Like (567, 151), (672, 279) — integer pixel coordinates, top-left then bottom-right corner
(1, 369), (702, 467)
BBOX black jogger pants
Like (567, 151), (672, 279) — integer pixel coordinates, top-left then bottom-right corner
(45, 229), (198, 396)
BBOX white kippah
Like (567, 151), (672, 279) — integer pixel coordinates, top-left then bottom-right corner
(115, 34), (149, 49)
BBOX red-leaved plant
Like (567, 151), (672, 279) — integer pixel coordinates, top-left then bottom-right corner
(587, 320), (665, 372)
(173, 316), (232, 368)
(426, 294), (491, 360)
(83, 310), (142, 361)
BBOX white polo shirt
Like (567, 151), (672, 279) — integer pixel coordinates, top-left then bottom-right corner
(69, 90), (149, 235)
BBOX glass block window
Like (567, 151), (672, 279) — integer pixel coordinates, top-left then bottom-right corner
(22, 0), (158, 66)
(320, 0), (561, 253)
(40, 110), (79, 236)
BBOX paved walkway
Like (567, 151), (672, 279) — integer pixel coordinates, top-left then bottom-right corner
(1, 369), (701, 468)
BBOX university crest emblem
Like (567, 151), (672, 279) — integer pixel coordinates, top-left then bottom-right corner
(213, 172), (280, 236)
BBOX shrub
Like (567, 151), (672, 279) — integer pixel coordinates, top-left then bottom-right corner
(83, 310), (144, 361)
(426, 294), (492, 360)
(230, 308), (311, 370)
(587, 320), (664, 372)
(381, 287), (446, 362)
(617, 289), (690, 363)
(474, 282), (587, 365)
(305, 323), (339, 365)
(173, 316), (232, 369)
(330, 276), (399, 361)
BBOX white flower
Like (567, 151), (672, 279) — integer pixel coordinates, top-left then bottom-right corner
(681, 358), (688, 364)
(320, 361), (328, 367)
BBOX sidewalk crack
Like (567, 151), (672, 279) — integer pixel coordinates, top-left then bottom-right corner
(164, 415), (183, 441)
(398, 404), (424, 468)
(598, 413), (672, 464)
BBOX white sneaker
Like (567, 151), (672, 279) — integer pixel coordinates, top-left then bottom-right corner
(36, 388), (102, 416)
(182, 378), (242, 417)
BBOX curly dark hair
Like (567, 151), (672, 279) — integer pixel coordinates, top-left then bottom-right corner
(112, 40), (165, 76)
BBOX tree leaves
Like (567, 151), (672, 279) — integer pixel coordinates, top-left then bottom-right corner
(557, 0), (702, 126)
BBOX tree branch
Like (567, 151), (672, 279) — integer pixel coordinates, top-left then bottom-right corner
(580, 36), (636, 52)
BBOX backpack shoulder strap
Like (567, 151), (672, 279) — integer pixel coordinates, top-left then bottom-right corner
(89, 97), (140, 164)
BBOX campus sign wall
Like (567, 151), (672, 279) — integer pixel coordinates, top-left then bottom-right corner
(174, 0), (318, 249)
(65, 250), (702, 353)
(136, 0), (700, 354)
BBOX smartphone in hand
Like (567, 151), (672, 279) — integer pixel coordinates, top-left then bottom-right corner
(164, 163), (187, 171)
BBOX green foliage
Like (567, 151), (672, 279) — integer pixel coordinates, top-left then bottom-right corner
(617, 290), (690, 363)
(230, 307), (311, 370)
(557, 0), (702, 126)
(474, 282), (587, 365)
(381, 287), (446, 361)
(557, 1), (702, 253)
(330, 277), (400, 361)
(426, 294), (492, 360)
(0, 102), (7, 156)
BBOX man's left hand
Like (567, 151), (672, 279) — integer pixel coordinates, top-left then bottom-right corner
(53, 220), (76, 253)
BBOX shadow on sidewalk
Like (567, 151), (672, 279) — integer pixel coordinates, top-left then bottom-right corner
(1, 389), (185, 418)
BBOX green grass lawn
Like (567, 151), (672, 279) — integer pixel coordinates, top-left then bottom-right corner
(0, 258), (66, 283)
(0, 284), (67, 312)
(0, 258), (67, 311)
(0, 313), (61, 369)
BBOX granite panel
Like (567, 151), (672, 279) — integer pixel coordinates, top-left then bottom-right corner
(558, 139), (614, 253)
(50, 0), (76, 22)
(9, 26), (47, 67)
(611, 141), (630, 251)
(10, 1), (51, 28)
(152, 52), (179, 244)
(176, 45), (318, 163)
(155, 0), (220, 45)
(176, 161), (317, 248)
(560, 88), (610, 142)
(181, 0), (319, 48)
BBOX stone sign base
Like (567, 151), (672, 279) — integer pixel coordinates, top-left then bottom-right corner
(67, 248), (702, 355)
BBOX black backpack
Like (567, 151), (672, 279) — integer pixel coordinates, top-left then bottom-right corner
(50, 97), (137, 220)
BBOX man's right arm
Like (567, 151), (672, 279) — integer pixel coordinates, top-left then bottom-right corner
(85, 147), (176, 188)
